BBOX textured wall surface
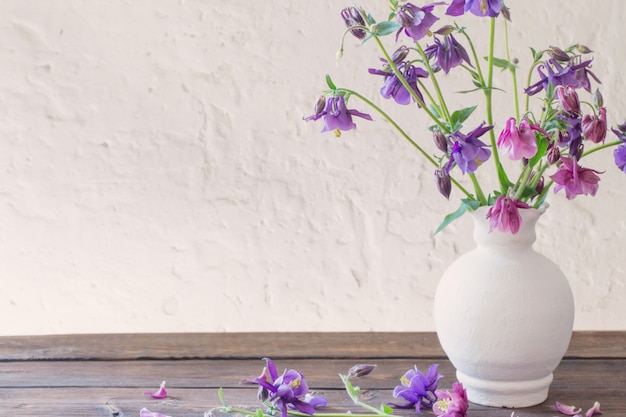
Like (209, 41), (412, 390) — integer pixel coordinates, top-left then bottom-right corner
(0, 0), (624, 335)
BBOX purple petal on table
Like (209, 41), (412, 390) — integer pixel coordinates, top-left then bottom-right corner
(555, 401), (583, 416)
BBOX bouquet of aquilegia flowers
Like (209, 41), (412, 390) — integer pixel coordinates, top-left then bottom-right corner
(304, 0), (626, 234)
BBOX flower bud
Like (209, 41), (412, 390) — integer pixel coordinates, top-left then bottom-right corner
(433, 128), (448, 153)
(501, 5), (511, 21)
(434, 25), (454, 36)
(390, 45), (409, 65)
(535, 175), (545, 195)
(435, 169), (452, 200)
(582, 107), (607, 144)
(313, 95), (326, 117)
(348, 364), (377, 378)
(575, 44), (593, 54)
(593, 89), (604, 108)
(555, 85), (580, 116)
(341, 6), (367, 40)
(547, 46), (570, 62)
(547, 146), (561, 165)
(573, 142), (584, 161)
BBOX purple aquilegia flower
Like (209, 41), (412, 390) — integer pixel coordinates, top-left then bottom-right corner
(369, 62), (429, 106)
(143, 381), (167, 399)
(486, 195), (530, 234)
(447, 123), (493, 174)
(581, 107), (607, 143)
(557, 114), (583, 156)
(241, 358), (327, 417)
(497, 117), (546, 160)
(550, 156), (603, 200)
(304, 95), (372, 135)
(432, 382), (469, 417)
(341, 6), (367, 40)
(388, 364), (442, 413)
(525, 58), (600, 96)
(395, 2), (445, 42)
(446, 0), (504, 17)
(612, 125), (626, 173)
(424, 34), (471, 74)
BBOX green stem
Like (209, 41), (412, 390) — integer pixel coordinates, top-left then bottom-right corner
(513, 164), (532, 200)
(223, 409), (396, 417)
(469, 173), (486, 203)
(340, 88), (474, 199)
(415, 42), (452, 125)
(582, 140), (622, 157)
(503, 18), (520, 121)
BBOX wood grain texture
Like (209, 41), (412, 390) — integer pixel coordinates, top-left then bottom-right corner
(0, 332), (623, 416)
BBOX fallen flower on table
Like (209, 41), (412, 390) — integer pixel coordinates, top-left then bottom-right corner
(554, 400), (602, 417)
(144, 380), (168, 399)
(140, 407), (171, 417)
(388, 364), (443, 413)
(432, 382), (468, 417)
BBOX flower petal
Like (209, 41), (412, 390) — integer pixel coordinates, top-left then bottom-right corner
(555, 401), (583, 416)
(140, 408), (171, 417)
(143, 381), (167, 399)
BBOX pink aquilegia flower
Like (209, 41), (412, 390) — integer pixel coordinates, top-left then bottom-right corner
(550, 156), (603, 200)
(432, 382), (469, 417)
(556, 85), (581, 116)
(144, 381), (167, 399)
(486, 195), (530, 234)
(497, 117), (546, 160)
(140, 408), (171, 417)
(581, 107), (607, 143)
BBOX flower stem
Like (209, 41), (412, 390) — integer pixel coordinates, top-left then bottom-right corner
(340, 88), (474, 200)
(582, 140), (622, 157)
(415, 42), (452, 126)
(503, 18), (520, 121)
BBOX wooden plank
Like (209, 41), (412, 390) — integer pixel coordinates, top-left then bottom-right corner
(0, 386), (619, 417)
(0, 331), (623, 361)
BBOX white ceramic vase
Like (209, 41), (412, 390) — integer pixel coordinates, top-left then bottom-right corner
(434, 205), (575, 408)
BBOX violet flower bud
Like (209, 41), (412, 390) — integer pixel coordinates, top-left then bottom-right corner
(535, 175), (545, 195)
(390, 45), (409, 65)
(433, 25), (454, 36)
(341, 6), (367, 40)
(547, 45), (570, 62)
(547, 146), (561, 165)
(435, 169), (452, 200)
(313, 95), (326, 118)
(576, 44), (594, 54)
(573, 143), (585, 161)
(348, 364), (377, 378)
(433, 128), (448, 153)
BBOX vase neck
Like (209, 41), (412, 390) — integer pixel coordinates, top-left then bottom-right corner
(470, 206), (545, 247)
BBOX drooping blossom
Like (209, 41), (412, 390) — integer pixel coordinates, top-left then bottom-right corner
(432, 382), (469, 417)
(557, 114), (583, 155)
(369, 62), (429, 106)
(525, 58), (601, 96)
(556, 85), (581, 116)
(550, 156), (603, 200)
(581, 107), (607, 143)
(341, 6), (367, 40)
(240, 358), (327, 417)
(304, 95), (372, 135)
(143, 381), (167, 399)
(446, 0), (504, 17)
(424, 34), (471, 74)
(614, 144), (626, 173)
(140, 408), (171, 417)
(447, 123), (493, 174)
(395, 2), (445, 42)
(497, 117), (547, 160)
(486, 195), (530, 234)
(388, 364), (443, 413)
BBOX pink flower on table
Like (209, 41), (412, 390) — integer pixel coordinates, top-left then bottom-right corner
(550, 156), (603, 200)
(144, 381), (167, 399)
(140, 408), (171, 417)
(554, 400), (602, 417)
(486, 195), (530, 234)
(497, 117), (546, 161)
(432, 382), (469, 417)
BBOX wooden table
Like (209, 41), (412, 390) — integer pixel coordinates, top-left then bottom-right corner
(0, 332), (623, 416)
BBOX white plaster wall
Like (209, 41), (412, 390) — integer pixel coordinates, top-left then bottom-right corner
(0, 0), (624, 335)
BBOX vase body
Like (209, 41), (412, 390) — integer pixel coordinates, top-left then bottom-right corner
(434, 206), (574, 408)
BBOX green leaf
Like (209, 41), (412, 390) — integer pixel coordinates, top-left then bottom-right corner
(372, 21), (402, 36)
(325, 74), (336, 91)
(528, 137), (549, 168)
(486, 56), (516, 71)
(496, 162), (513, 193)
(380, 404), (394, 414)
(450, 106), (477, 131)
(256, 410), (264, 417)
(433, 200), (478, 235)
